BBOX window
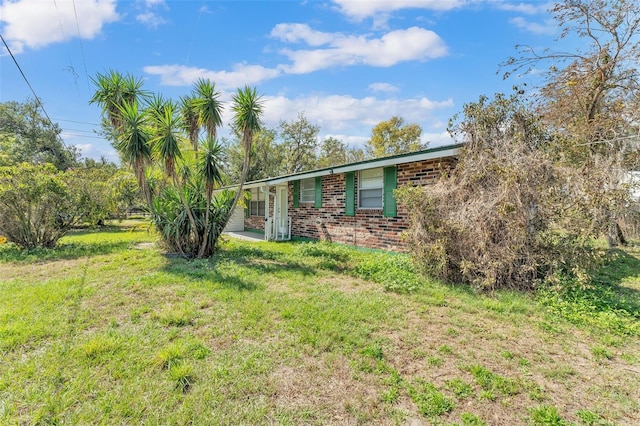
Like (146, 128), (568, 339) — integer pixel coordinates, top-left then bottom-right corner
(300, 178), (315, 203)
(358, 168), (383, 209)
(249, 187), (265, 216)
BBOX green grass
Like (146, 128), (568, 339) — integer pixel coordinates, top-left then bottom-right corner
(1, 224), (639, 424)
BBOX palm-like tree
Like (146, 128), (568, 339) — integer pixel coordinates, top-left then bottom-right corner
(149, 99), (198, 243)
(115, 101), (153, 208)
(197, 137), (224, 257)
(193, 79), (223, 144)
(229, 86), (264, 216)
(180, 95), (200, 153)
(90, 70), (148, 132)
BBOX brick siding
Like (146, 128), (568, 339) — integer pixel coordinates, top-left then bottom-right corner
(244, 157), (453, 251)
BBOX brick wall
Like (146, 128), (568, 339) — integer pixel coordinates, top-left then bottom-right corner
(286, 157), (455, 251)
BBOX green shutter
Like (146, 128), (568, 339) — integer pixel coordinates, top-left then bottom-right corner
(383, 166), (397, 217)
(293, 180), (300, 208)
(245, 190), (250, 217)
(314, 176), (322, 208)
(345, 172), (355, 216)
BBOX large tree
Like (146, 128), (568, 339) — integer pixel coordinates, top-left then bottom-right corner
(279, 112), (319, 174)
(0, 100), (79, 170)
(316, 137), (348, 168)
(502, 0), (640, 158)
(365, 116), (424, 159)
(225, 127), (282, 182)
(501, 0), (640, 245)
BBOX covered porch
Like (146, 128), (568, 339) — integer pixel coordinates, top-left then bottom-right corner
(247, 182), (291, 242)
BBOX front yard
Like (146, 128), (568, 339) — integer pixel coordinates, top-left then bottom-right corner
(1, 223), (638, 424)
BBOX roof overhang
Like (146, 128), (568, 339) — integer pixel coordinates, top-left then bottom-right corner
(220, 143), (462, 190)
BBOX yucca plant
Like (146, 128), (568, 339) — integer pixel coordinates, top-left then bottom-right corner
(91, 73), (263, 258)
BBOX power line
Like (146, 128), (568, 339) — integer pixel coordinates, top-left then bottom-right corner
(72, 0), (91, 90)
(53, 117), (101, 126)
(60, 127), (99, 134)
(61, 132), (106, 140)
(1, 33), (55, 128)
(0, 32), (75, 150)
(52, 0), (80, 94)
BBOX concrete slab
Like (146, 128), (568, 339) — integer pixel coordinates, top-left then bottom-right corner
(223, 231), (265, 242)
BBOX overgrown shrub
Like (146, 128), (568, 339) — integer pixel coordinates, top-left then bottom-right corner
(0, 164), (83, 249)
(0, 164), (115, 249)
(397, 94), (603, 290)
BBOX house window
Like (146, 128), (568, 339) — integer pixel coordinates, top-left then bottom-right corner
(358, 168), (383, 209)
(249, 187), (266, 216)
(300, 178), (315, 203)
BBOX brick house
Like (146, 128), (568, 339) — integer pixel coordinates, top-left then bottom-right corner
(224, 144), (461, 251)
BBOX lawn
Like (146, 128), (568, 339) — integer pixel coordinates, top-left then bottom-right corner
(1, 223), (639, 425)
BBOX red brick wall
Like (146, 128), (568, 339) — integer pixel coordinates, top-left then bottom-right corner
(287, 157), (454, 251)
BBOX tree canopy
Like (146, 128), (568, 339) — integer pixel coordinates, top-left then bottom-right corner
(0, 99), (79, 170)
(365, 116), (424, 158)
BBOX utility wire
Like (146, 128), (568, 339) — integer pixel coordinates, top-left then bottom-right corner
(72, 0), (91, 91)
(53, 0), (80, 94)
(53, 117), (101, 126)
(1, 33), (74, 148)
(1, 33), (55, 128)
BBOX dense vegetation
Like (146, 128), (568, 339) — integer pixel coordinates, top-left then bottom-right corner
(399, 0), (640, 290)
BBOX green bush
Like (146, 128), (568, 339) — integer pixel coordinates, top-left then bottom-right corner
(0, 164), (81, 249)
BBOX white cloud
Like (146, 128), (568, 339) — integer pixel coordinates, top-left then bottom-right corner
(136, 11), (166, 28)
(273, 25), (447, 74)
(331, 0), (466, 20)
(143, 64), (282, 89)
(422, 131), (455, 147)
(259, 93), (454, 134)
(368, 82), (399, 93)
(509, 17), (556, 35)
(136, 0), (168, 28)
(323, 134), (370, 148)
(270, 23), (335, 46)
(495, 1), (552, 15)
(0, 0), (118, 53)
(71, 143), (119, 163)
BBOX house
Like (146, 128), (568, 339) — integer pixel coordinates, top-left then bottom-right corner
(224, 143), (462, 251)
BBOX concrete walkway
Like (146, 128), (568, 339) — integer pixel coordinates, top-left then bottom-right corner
(223, 231), (265, 242)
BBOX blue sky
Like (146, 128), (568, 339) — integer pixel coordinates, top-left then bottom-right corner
(1, 0), (561, 162)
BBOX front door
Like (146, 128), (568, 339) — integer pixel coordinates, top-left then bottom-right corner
(274, 185), (288, 239)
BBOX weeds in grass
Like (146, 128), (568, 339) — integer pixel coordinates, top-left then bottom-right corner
(537, 260), (640, 337)
(542, 365), (576, 380)
(576, 409), (610, 425)
(152, 304), (197, 327)
(438, 344), (454, 355)
(590, 346), (614, 363)
(528, 405), (566, 425)
(407, 379), (454, 419)
(468, 365), (521, 396)
(445, 378), (474, 400)
(157, 343), (187, 369)
(168, 363), (195, 392)
(78, 334), (121, 364)
(501, 350), (515, 360)
(360, 344), (384, 361)
(460, 412), (487, 425)
(352, 253), (424, 293)
(426, 356), (443, 367)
